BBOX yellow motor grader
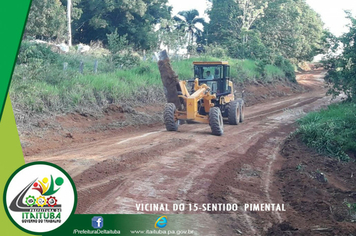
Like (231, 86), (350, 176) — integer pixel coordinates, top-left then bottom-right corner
(164, 61), (245, 136)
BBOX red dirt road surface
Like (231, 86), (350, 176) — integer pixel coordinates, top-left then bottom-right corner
(25, 70), (351, 235)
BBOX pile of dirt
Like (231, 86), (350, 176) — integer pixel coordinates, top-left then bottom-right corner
(266, 135), (356, 236)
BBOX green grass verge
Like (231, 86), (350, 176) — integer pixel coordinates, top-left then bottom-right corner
(295, 102), (356, 161)
(10, 41), (295, 114)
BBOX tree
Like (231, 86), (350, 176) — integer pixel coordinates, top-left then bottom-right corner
(72, 0), (171, 50)
(236, 0), (268, 43)
(157, 19), (186, 54)
(67, 0), (72, 46)
(207, 0), (241, 45)
(207, 0), (266, 45)
(324, 11), (356, 102)
(207, 0), (324, 62)
(237, 0), (267, 30)
(207, 0), (269, 60)
(59, 0), (82, 46)
(255, 0), (324, 62)
(173, 9), (206, 46)
(25, 0), (67, 41)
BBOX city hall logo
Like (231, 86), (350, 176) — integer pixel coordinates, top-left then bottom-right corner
(3, 162), (77, 234)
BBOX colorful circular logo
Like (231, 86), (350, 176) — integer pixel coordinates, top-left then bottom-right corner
(3, 162), (77, 234)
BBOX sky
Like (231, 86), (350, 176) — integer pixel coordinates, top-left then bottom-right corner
(168, 0), (211, 20)
(168, 0), (356, 36)
(306, 0), (356, 36)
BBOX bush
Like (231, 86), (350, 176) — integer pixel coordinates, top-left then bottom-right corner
(106, 29), (140, 69)
(108, 53), (141, 69)
(204, 44), (227, 58)
(17, 41), (59, 64)
(233, 60), (259, 82)
(274, 55), (296, 82)
(264, 65), (284, 81)
(106, 30), (129, 54)
(227, 32), (270, 61)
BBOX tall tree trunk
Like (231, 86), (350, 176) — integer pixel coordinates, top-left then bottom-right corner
(67, 0), (72, 46)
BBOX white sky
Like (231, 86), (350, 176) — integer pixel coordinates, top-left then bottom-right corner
(306, 0), (356, 36)
(168, 0), (356, 36)
(168, 0), (211, 20)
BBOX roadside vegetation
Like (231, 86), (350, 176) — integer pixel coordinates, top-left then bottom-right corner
(295, 12), (356, 161)
(10, 40), (292, 115)
(295, 103), (356, 161)
(11, 0), (327, 122)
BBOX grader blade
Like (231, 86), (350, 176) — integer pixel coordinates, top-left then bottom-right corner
(157, 50), (183, 110)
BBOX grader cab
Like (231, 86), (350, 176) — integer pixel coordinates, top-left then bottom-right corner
(164, 61), (245, 136)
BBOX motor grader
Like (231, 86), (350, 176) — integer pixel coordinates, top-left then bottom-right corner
(164, 61), (245, 136)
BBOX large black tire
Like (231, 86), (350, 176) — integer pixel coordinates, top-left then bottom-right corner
(209, 107), (224, 136)
(236, 99), (245, 123)
(228, 100), (241, 125)
(164, 103), (179, 131)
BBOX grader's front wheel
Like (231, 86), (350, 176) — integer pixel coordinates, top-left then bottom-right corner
(164, 103), (179, 131)
(209, 107), (224, 136)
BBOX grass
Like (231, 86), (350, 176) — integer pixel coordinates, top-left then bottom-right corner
(295, 102), (356, 161)
(264, 65), (285, 81)
(10, 41), (295, 115)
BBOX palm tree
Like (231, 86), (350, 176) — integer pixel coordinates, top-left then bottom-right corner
(173, 9), (206, 46)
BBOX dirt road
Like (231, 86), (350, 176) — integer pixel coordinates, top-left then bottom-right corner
(25, 70), (335, 235)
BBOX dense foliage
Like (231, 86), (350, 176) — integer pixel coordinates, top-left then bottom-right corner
(207, 0), (324, 63)
(72, 0), (171, 51)
(324, 12), (356, 102)
(23, 0), (325, 64)
(25, 0), (67, 40)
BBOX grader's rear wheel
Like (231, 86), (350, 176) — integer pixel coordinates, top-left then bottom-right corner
(228, 100), (241, 125)
(209, 107), (224, 136)
(236, 99), (245, 123)
(164, 103), (179, 131)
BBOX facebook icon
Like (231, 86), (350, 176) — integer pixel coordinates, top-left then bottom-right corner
(92, 216), (104, 229)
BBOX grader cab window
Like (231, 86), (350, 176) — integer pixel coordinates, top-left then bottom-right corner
(193, 63), (231, 95)
(194, 65), (223, 80)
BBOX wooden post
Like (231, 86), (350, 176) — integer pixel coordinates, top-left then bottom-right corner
(79, 60), (84, 74)
(63, 62), (68, 71)
(94, 60), (98, 73)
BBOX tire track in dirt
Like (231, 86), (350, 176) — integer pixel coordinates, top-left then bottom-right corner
(263, 139), (283, 223)
(81, 124), (263, 214)
(205, 95), (337, 235)
(74, 137), (193, 213)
